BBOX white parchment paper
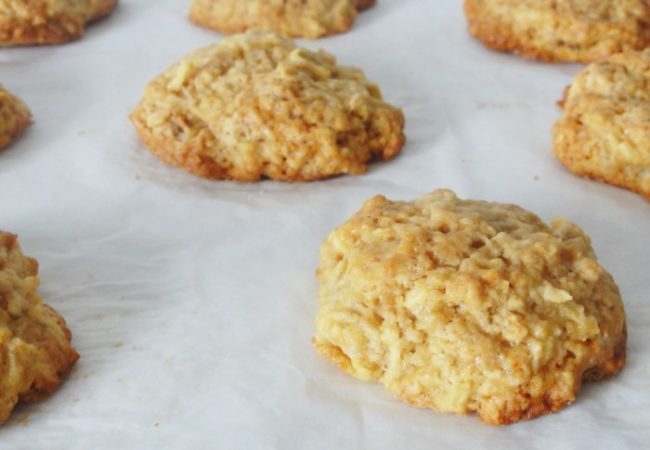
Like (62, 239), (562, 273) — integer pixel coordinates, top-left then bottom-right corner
(1, 1), (649, 448)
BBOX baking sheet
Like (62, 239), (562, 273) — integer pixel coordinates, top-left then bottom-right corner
(1, 0), (649, 448)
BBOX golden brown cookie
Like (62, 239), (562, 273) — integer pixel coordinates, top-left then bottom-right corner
(553, 50), (650, 200)
(464, 0), (650, 62)
(314, 189), (626, 425)
(189, 0), (375, 39)
(130, 31), (404, 182)
(0, 231), (79, 424)
(0, 0), (118, 46)
(0, 86), (31, 150)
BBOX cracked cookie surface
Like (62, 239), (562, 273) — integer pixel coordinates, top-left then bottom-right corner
(314, 189), (626, 424)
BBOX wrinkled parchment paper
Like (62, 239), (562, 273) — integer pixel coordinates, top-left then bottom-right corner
(0, 1), (648, 448)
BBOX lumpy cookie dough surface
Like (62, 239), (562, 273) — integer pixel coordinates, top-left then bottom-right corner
(0, 0), (117, 46)
(189, 0), (376, 39)
(314, 189), (626, 425)
(0, 232), (79, 424)
(130, 31), (405, 181)
(0, 86), (30, 150)
(553, 49), (650, 200)
(464, 0), (650, 62)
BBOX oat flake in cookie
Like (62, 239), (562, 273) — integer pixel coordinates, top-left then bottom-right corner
(553, 49), (650, 200)
(0, 232), (79, 424)
(130, 31), (405, 182)
(189, 0), (376, 39)
(464, 0), (650, 63)
(0, 0), (117, 46)
(0, 85), (30, 150)
(314, 189), (626, 425)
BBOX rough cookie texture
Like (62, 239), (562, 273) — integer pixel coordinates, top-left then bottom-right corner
(0, 232), (79, 424)
(0, 0), (117, 46)
(0, 86), (30, 150)
(189, 0), (376, 39)
(131, 31), (405, 181)
(314, 190), (626, 425)
(553, 50), (650, 200)
(464, 0), (650, 62)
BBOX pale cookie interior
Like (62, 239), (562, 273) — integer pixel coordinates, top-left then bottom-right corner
(131, 31), (405, 182)
(314, 189), (626, 425)
(464, 0), (650, 62)
(0, 232), (79, 424)
(553, 49), (650, 200)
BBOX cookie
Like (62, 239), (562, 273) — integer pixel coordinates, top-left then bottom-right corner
(464, 0), (650, 62)
(0, 86), (31, 150)
(314, 189), (626, 425)
(189, 0), (376, 39)
(130, 31), (404, 182)
(0, 232), (79, 424)
(0, 0), (118, 46)
(553, 50), (650, 200)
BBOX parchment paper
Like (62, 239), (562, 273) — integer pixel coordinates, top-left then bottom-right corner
(1, 1), (648, 448)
